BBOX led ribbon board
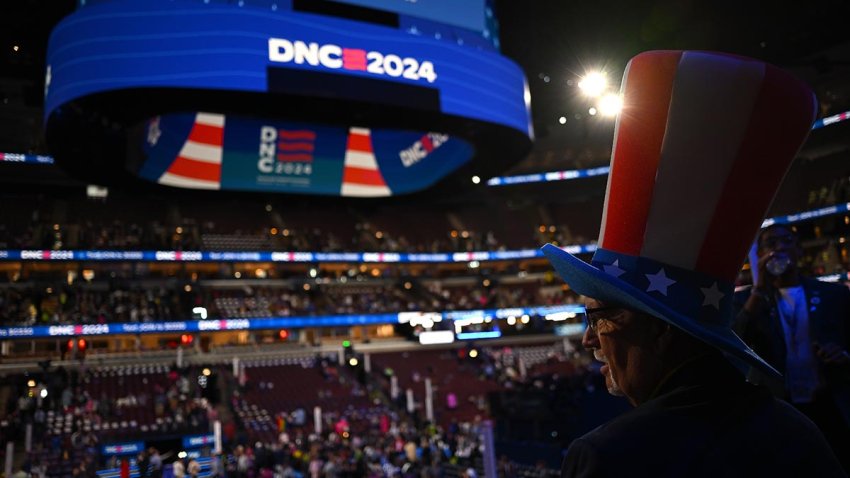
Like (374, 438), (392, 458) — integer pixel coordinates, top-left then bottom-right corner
(44, 0), (532, 195)
(138, 112), (473, 195)
(0, 305), (585, 339)
(0, 245), (598, 263)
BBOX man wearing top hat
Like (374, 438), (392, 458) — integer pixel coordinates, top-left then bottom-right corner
(541, 50), (845, 477)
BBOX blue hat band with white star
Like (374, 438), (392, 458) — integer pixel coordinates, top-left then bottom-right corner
(591, 248), (733, 327)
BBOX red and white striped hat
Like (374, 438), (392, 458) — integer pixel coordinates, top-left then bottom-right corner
(542, 50), (818, 378)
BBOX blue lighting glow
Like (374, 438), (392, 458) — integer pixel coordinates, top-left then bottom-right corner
(456, 330), (502, 340)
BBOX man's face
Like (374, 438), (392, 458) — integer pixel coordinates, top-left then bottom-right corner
(582, 298), (661, 405)
(758, 225), (801, 266)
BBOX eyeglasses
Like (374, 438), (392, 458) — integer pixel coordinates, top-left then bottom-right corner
(583, 305), (627, 332)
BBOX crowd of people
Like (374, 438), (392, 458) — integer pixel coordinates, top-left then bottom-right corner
(2, 363), (217, 478)
(204, 416), (495, 477)
(198, 345), (582, 477)
(2, 173), (849, 256)
(0, 341), (593, 478)
(0, 279), (581, 327)
(0, 285), (189, 326)
(0, 215), (554, 254)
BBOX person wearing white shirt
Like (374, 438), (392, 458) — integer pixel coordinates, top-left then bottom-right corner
(737, 224), (850, 472)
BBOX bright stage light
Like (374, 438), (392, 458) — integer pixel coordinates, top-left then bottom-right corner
(599, 93), (623, 117)
(578, 72), (607, 98)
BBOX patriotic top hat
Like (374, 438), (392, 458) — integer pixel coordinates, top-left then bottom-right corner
(541, 50), (817, 378)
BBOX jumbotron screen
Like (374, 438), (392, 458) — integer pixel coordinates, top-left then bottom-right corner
(47, 0), (529, 197)
(334, 0), (488, 33)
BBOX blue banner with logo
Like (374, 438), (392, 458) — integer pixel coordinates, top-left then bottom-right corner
(182, 434), (215, 449)
(0, 246), (599, 264)
(102, 442), (145, 456)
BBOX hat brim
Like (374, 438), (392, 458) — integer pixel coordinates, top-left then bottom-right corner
(541, 243), (780, 379)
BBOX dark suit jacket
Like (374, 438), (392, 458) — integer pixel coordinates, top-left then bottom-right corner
(560, 356), (845, 477)
(734, 278), (850, 425)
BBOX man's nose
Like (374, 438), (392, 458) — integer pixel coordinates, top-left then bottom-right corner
(582, 324), (600, 350)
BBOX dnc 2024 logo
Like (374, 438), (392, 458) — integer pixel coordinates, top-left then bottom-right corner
(268, 38), (437, 83)
(258, 126), (316, 176)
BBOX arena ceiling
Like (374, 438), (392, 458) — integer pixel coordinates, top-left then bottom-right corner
(0, 0), (848, 175)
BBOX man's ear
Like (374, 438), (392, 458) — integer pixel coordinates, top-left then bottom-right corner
(650, 319), (676, 353)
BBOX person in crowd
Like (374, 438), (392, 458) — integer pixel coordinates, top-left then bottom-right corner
(736, 223), (850, 470)
(497, 455), (517, 478)
(209, 451), (223, 478)
(540, 50), (845, 476)
(11, 467), (29, 478)
(137, 450), (150, 478)
(172, 457), (185, 478)
(148, 448), (163, 478)
(186, 457), (201, 478)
